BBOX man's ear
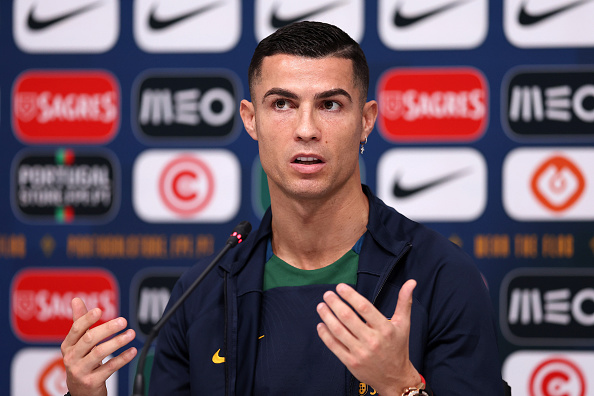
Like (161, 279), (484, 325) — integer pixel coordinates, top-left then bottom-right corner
(240, 99), (258, 141)
(361, 100), (378, 141)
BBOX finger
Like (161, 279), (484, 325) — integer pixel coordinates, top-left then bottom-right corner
(71, 297), (89, 322)
(316, 321), (352, 366)
(334, 283), (387, 328)
(95, 346), (138, 383)
(74, 317), (130, 362)
(317, 300), (358, 347)
(321, 289), (370, 338)
(79, 327), (136, 375)
(392, 279), (417, 326)
(62, 307), (102, 349)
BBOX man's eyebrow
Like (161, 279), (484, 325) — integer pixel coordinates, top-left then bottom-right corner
(262, 88), (298, 103)
(261, 88), (353, 104)
(315, 88), (352, 102)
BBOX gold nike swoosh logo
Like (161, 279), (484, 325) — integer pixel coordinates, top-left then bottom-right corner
(212, 336), (264, 364)
(212, 349), (225, 364)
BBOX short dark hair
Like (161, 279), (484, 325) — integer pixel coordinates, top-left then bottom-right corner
(248, 21), (369, 101)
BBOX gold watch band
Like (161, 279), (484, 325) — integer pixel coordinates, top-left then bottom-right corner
(401, 387), (429, 396)
(401, 379), (427, 396)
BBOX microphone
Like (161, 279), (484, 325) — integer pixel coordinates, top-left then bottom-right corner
(132, 221), (252, 396)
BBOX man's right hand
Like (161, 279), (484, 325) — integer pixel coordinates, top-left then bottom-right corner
(61, 298), (137, 396)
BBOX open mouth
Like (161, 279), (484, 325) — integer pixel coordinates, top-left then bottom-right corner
(294, 156), (323, 165)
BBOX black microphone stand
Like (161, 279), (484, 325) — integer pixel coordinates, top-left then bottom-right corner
(131, 221), (251, 396)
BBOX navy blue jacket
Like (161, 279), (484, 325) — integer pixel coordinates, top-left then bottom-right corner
(150, 185), (503, 395)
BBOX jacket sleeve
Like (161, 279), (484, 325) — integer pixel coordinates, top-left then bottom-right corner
(421, 258), (504, 395)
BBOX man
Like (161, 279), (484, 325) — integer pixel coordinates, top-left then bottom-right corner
(61, 21), (504, 395)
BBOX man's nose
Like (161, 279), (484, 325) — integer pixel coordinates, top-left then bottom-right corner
(294, 108), (321, 141)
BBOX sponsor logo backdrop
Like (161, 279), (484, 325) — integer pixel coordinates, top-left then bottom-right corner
(2, 1), (593, 394)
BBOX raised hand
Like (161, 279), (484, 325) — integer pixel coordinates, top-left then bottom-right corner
(61, 298), (137, 396)
(316, 280), (421, 396)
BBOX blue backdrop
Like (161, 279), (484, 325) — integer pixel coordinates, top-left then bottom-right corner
(3, 1), (594, 395)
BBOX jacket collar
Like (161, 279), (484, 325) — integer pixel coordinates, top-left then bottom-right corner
(220, 185), (412, 279)
(359, 185), (411, 271)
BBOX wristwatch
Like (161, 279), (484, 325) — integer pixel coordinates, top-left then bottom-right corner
(401, 387), (429, 396)
(401, 375), (429, 396)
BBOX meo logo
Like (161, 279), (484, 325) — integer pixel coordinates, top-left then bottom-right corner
(500, 268), (594, 345)
(133, 72), (241, 142)
(133, 150), (240, 223)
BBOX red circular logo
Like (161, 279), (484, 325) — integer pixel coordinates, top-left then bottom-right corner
(159, 156), (214, 216)
(529, 357), (586, 396)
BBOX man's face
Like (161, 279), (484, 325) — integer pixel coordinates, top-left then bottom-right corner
(240, 54), (377, 201)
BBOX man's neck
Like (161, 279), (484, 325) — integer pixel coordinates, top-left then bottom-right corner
(269, 184), (369, 270)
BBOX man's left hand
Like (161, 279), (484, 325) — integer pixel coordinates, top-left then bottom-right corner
(316, 279), (421, 396)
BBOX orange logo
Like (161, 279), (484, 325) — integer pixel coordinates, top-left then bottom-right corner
(531, 155), (585, 212)
(37, 356), (67, 396)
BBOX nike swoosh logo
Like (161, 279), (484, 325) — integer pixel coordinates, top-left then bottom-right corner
(394, 0), (469, 28)
(27, 2), (102, 31)
(518, 0), (593, 26)
(271, 1), (346, 29)
(212, 336), (264, 364)
(392, 168), (471, 198)
(212, 349), (225, 364)
(149, 1), (224, 30)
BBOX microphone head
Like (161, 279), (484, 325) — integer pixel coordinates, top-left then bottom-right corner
(226, 221), (252, 247)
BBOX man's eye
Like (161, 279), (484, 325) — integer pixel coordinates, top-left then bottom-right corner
(275, 99), (288, 109)
(323, 101), (340, 110)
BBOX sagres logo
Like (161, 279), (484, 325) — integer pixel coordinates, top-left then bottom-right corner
(13, 70), (119, 144)
(11, 348), (117, 395)
(377, 148), (486, 221)
(503, 148), (594, 220)
(13, 0), (119, 53)
(134, 0), (241, 52)
(130, 268), (185, 339)
(502, 351), (594, 396)
(134, 71), (240, 142)
(133, 150), (240, 223)
(12, 148), (120, 224)
(504, 0), (594, 48)
(501, 268), (594, 345)
(504, 68), (594, 139)
(377, 68), (488, 143)
(378, 0), (488, 49)
(255, 0), (364, 42)
(10, 268), (119, 342)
